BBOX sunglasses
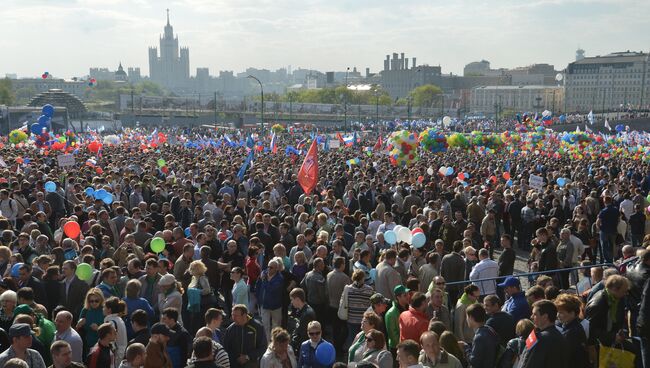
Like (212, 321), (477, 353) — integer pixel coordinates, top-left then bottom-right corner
(308, 331), (321, 336)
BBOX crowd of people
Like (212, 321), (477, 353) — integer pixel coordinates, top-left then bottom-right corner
(0, 124), (647, 368)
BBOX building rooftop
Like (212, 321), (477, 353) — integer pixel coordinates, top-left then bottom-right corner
(473, 85), (562, 90)
(572, 51), (648, 64)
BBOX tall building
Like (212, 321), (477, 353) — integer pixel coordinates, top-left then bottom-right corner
(148, 9), (190, 91)
(114, 63), (128, 82)
(565, 51), (649, 112)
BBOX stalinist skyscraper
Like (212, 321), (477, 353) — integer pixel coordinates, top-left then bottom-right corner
(148, 9), (190, 91)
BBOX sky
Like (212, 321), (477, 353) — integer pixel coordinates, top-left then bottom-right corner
(0, 0), (648, 79)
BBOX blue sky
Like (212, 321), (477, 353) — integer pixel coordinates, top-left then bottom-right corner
(0, 0), (648, 79)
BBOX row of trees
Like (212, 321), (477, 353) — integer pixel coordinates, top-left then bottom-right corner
(259, 84), (443, 108)
(0, 78), (15, 105)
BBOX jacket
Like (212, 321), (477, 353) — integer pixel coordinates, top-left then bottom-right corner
(360, 349), (394, 368)
(290, 304), (317, 351)
(167, 323), (192, 368)
(298, 339), (332, 368)
(453, 299), (476, 344)
(585, 289), (626, 346)
(467, 325), (498, 368)
(144, 340), (172, 368)
(556, 319), (589, 368)
(326, 270), (351, 308)
(440, 253), (465, 291)
(418, 349), (463, 368)
(58, 276), (90, 320)
(637, 278), (650, 337)
(300, 270), (328, 306)
(385, 301), (406, 350)
(223, 317), (268, 368)
(256, 272), (285, 310)
(518, 326), (567, 368)
(375, 261), (402, 300)
(626, 260), (650, 312)
(399, 307), (429, 342)
(502, 291), (530, 323)
(260, 345), (298, 368)
(486, 312), (516, 346)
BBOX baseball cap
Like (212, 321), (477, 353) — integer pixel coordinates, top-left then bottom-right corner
(151, 322), (173, 337)
(393, 285), (410, 296)
(497, 276), (521, 288)
(369, 293), (390, 305)
(9, 323), (32, 338)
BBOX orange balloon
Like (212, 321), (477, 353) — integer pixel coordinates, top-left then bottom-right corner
(503, 172), (510, 180)
(63, 221), (80, 238)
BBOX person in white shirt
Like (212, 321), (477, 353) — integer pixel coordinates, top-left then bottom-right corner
(0, 190), (18, 227)
(469, 249), (498, 297)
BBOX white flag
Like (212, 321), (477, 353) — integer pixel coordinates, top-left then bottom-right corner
(585, 125), (592, 133)
(604, 119), (612, 131)
(587, 110), (594, 125)
(576, 125), (581, 132)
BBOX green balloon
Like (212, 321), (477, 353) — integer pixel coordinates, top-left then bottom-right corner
(76, 263), (93, 281)
(157, 159), (166, 167)
(151, 237), (165, 253)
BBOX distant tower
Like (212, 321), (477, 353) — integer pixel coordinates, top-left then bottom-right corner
(148, 9), (190, 90)
(576, 48), (585, 61)
(115, 62), (128, 81)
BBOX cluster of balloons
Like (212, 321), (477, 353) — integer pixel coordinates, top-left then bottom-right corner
(439, 166), (454, 177)
(103, 135), (121, 146)
(88, 78), (97, 87)
(419, 128), (448, 153)
(383, 225), (426, 248)
(157, 158), (170, 174)
(41, 71), (49, 79)
(388, 130), (419, 166)
(446, 133), (470, 148)
(8, 129), (28, 144)
(85, 187), (113, 205)
(87, 140), (103, 153)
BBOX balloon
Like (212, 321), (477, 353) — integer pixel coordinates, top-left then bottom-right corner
(411, 227), (423, 235)
(184, 227), (191, 237)
(397, 227), (412, 244)
(63, 221), (81, 238)
(30, 123), (44, 135)
(457, 172), (465, 180)
(84, 187), (95, 197)
(412, 232), (426, 248)
(615, 124), (624, 133)
(506, 179), (513, 187)
(445, 167), (454, 176)
(438, 166), (447, 175)
(442, 116), (452, 128)
(503, 172), (510, 180)
(95, 189), (108, 200)
(557, 177), (567, 187)
(157, 159), (166, 167)
(393, 225), (403, 235)
(38, 114), (50, 126)
(315, 341), (336, 366)
(75, 263), (93, 281)
(11, 263), (24, 277)
(88, 141), (102, 153)
(102, 195), (113, 205)
(44, 181), (56, 193)
(218, 231), (228, 241)
(384, 230), (397, 245)
(426, 167), (434, 176)
(42, 104), (55, 118)
(151, 237), (166, 253)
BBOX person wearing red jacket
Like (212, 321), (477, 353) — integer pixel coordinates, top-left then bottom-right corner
(398, 292), (429, 342)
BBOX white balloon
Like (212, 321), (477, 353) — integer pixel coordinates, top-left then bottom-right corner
(393, 225), (403, 235)
(442, 116), (451, 128)
(427, 167), (434, 176)
(398, 227), (412, 244)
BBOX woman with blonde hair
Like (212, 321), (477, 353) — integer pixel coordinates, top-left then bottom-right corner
(188, 260), (213, 333)
(76, 288), (106, 354)
(260, 327), (297, 368)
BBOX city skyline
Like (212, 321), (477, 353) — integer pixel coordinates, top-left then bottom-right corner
(0, 0), (648, 79)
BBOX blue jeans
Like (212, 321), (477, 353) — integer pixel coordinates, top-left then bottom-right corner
(599, 231), (617, 263)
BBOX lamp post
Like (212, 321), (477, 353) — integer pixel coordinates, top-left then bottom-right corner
(289, 92), (293, 123)
(214, 91), (218, 130)
(247, 75), (264, 130)
(344, 67), (349, 132)
(407, 96), (412, 120)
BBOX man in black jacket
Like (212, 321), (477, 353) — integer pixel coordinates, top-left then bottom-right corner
(637, 278), (649, 368)
(288, 288), (316, 352)
(484, 295), (515, 346)
(465, 303), (499, 368)
(520, 300), (567, 368)
(59, 260), (90, 322)
(223, 304), (267, 368)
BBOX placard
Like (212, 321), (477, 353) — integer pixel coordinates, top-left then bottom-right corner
(57, 154), (76, 167)
(529, 174), (544, 191)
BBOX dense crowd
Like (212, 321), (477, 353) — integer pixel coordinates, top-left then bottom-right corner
(0, 124), (648, 368)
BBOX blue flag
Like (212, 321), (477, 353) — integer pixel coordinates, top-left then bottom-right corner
(237, 151), (254, 181)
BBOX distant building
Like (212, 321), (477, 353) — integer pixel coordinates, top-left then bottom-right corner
(148, 10), (190, 91)
(470, 85), (564, 115)
(89, 67), (115, 81)
(11, 78), (87, 99)
(565, 51), (650, 112)
(576, 48), (586, 62)
(115, 63), (128, 82)
(127, 67), (142, 82)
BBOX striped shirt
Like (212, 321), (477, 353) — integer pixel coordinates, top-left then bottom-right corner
(345, 282), (374, 324)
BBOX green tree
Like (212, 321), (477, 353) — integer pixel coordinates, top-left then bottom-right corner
(0, 78), (15, 105)
(409, 84), (442, 108)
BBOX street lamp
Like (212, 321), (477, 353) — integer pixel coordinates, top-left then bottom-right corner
(247, 75), (264, 130)
(344, 67), (350, 132)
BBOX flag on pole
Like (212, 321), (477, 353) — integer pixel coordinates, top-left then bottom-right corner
(323, 136), (330, 152)
(373, 135), (383, 151)
(587, 110), (594, 125)
(576, 126), (581, 132)
(604, 119), (612, 131)
(237, 151), (254, 181)
(585, 125), (592, 133)
(270, 132), (278, 154)
(297, 139), (319, 195)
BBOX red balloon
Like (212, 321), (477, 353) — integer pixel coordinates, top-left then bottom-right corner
(490, 175), (497, 184)
(87, 141), (102, 153)
(503, 172), (510, 180)
(63, 221), (80, 238)
(218, 232), (227, 241)
(411, 227), (423, 235)
(457, 172), (465, 180)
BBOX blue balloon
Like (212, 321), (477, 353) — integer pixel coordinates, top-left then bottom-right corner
(30, 123), (44, 135)
(42, 104), (55, 118)
(384, 230), (397, 245)
(102, 194), (113, 205)
(557, 178), (566, 187)
(315, 341), (336, 366)
(506, 179), (513, 187)
(412, 232), (426, 248)
(445, 167), (454, 176)
(94, 189), (108, 200)
(44, 181), (56, 193)
(615, 124), (624, 133)
(38, 114), (50, 126)
(84, 187), (95, 197)
(184, 227), (191, 237)
(11, 263), (24, 278)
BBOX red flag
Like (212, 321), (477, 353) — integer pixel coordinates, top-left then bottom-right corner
(525, 329), (538, 350)
(373, 135), (383, 151)
(336, 132), (345, 144)
(297, 139), (319, 195)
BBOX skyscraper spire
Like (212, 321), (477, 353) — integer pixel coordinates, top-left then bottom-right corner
(166, 8), (170, 25)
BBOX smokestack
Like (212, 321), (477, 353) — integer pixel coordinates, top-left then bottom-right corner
(404, 58), (409, 70)
(400, 53), (405, 70)
(412, 58), (416, 68)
